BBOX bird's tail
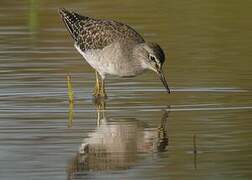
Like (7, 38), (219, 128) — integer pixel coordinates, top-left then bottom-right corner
(59, 8), (89, 41)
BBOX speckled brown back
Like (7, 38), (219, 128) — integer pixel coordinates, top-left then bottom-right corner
(59, 8), (145, 52)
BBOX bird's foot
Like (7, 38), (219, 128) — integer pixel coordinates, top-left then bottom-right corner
(92, 88), (107, 99)
(93, 92), (107, 99)
(92, 92), (107, 110)
(92, 90), (99, 97)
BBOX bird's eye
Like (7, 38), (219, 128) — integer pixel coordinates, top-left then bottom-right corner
(149, 55), (156, 61)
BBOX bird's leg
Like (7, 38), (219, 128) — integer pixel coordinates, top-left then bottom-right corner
(93, 71), (107, 98)
(100, 78), (107, 98)
(93, 71), (101, 97)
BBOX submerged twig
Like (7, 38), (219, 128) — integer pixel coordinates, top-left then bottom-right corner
(193, 134), (197, 169)
(193, 134), (197, 154)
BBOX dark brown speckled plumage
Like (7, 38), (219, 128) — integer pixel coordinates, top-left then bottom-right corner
(59, 8), (145, 52)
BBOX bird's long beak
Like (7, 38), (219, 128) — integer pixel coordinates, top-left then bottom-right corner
(158, 69), (170, 93)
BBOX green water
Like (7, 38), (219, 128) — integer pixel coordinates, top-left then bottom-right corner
(0, 0), (252, 179)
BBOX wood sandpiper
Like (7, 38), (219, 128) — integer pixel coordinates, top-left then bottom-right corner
(59, 8), (170, 98)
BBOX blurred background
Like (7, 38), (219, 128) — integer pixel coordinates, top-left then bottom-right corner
(0, 0), (252, 180)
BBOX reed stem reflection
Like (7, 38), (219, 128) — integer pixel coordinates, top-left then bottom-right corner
(68, 102), (74, 128)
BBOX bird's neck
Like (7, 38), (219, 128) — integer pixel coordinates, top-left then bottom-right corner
(132, 43), (149, 69)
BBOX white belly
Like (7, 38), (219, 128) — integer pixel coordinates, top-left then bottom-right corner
(75, 43), (144, 78)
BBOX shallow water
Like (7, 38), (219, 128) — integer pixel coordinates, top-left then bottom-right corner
(0, 0), (252, 180)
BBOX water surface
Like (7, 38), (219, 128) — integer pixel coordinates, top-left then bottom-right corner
(0, 0), (252, 180)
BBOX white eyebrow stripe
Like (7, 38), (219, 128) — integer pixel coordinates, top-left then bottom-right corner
(154, 56), (161, 67)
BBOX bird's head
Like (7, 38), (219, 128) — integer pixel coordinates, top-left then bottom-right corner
(133, 42), (170, 93)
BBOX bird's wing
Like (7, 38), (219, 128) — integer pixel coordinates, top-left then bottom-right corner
(59, 8), (145, 52)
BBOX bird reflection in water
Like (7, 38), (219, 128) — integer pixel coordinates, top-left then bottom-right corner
(67, 99), (170, 177)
